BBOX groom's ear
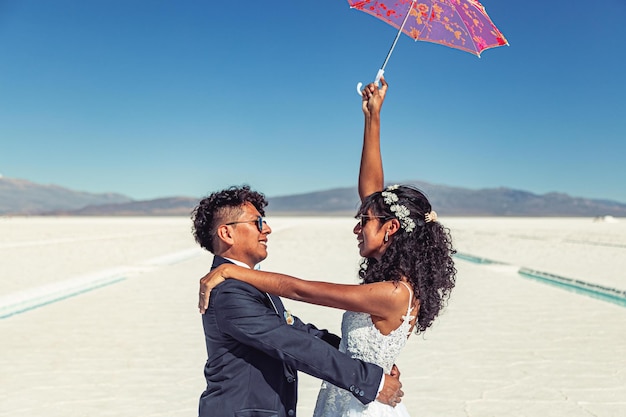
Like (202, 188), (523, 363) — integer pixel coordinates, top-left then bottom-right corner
(216, 224), (235, 246)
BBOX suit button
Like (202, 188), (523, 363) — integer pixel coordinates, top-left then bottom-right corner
(288, 410), (295, 416)
(287, 376), (294, 383)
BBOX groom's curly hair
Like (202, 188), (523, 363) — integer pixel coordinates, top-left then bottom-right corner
(192, 185), (267, 253)
(357, 185), (457, 334)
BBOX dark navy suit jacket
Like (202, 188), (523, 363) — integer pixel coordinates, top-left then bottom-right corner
(198, 256), (383, 417)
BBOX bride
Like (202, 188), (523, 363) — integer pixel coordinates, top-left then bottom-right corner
(198, 77), (456, 416)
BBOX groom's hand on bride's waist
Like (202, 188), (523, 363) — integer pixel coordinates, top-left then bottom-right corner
(377, 372), (404, 407)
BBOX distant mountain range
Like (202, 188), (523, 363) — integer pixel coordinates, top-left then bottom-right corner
(0, 177), (133, 215)
(1, 176), (626, 217)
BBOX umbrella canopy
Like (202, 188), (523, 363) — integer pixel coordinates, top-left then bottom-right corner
(349, 0), (508, 56)
(348, 0), (508, 87)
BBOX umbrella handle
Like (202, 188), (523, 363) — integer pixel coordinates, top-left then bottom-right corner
(356, 69), (385, 96)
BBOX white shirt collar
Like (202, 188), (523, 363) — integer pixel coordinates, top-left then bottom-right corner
(223, 257), (260, 270)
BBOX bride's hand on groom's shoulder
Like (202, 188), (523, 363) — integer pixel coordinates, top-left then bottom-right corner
(198, 265), (229, 313)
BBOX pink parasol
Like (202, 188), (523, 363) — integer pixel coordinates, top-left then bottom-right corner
(348, 0), (509, 90)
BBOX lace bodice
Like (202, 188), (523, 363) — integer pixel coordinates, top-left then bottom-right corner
(338, 308), (413, 373)
(313, 282), (415, 417)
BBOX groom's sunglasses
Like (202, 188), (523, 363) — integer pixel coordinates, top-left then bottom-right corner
(225, 216), (267, 232)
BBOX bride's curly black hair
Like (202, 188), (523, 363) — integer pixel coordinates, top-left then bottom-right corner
(357, 185), (456, 334)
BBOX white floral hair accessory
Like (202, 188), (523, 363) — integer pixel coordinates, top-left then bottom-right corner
(381, 185), (416, 233)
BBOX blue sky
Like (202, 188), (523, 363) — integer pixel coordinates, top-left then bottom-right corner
(1, 1), (625, 203)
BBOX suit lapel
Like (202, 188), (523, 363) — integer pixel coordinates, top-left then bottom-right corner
(212, 256), (296, 380)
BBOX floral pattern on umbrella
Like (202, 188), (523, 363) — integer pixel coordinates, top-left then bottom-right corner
(348, 0), (508, 57)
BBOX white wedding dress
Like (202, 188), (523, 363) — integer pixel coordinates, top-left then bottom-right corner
(313, 282), (414, 417)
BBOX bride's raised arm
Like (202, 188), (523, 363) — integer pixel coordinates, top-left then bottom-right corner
(358, 77), (388, 202)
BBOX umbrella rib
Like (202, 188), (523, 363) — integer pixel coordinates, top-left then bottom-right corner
(447, 0), (481, 57)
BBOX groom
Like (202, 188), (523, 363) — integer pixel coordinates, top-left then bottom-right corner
(192, 185), (402, 417)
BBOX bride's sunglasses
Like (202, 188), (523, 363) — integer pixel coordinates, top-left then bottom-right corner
(356, 215), (389, 228)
